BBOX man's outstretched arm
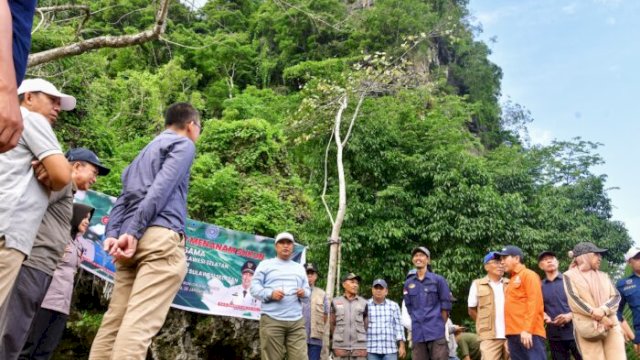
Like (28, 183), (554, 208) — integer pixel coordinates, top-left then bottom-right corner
(0, 0), (23, 153)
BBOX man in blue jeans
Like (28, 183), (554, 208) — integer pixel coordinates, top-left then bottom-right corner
(367, 278), (406, 360)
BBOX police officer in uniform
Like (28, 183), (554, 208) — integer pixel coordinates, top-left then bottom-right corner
(617, 246), (640, 355)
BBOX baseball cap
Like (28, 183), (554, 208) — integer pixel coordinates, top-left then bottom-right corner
(537, 251), (557, 262)
(372, 279), (387, 288)
(341, 272), (361, 283)
(241, 260), (257, 274)
(570, 242), (607, 258)
(18, 78), (76, 111)
(274, 232), (295, 244)
(411, 246), (430, 257)
(495, 245), (524, 259)
(625, 247), (640, 262)
(304, 263), (318, 273)
(483, 251), (499, 264)
(66, 148), (110, 176)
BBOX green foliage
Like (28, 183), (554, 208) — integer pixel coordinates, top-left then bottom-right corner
(32, 0), (632, 350)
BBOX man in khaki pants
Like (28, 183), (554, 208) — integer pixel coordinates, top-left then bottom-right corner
(89, 103), (202, 360)
(467, 251), (510, 359)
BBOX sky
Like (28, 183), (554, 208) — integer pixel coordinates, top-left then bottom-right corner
(468, 0), (640, 245)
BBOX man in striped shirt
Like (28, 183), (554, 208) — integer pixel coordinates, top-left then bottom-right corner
(367, 279), (406, 360)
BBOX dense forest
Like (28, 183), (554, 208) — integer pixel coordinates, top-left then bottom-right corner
(27, 0), (632, 358)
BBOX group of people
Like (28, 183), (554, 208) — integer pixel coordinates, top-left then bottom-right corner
(1, 71), (202, 358)
(464, 242), (635, 360)
(249, 239), (640, 360)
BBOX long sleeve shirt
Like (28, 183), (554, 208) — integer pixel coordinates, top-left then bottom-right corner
(403, 271), (452, 342)
(105, 130), (195, 240)
(250, 257), (310, 321)
(504, 263), (546, 338)
(617, 273), (640, 344)
(367, 298), (405, 354)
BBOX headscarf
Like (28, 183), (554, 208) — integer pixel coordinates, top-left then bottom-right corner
(568, 252), (609, 307)
(71, 203), (94, 239)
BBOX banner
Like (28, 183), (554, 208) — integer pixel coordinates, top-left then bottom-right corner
(75, 190), (306, 320)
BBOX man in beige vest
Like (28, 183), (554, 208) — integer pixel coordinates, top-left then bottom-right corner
(302, 262), (327, 360)
(467, 251), (510, 360)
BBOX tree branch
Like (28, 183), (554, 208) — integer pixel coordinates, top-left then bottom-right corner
(28, 0), (171, 67)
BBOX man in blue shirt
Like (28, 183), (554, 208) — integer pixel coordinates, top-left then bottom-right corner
(617, 246), (640, 356)
(537, 251), (581, 360)
(403, 246), (452, 360)
(251, 231), (310, 360)
(368, 278), (406, 360)
(89, 102), (202, 360)
(0, 0), (38, 152)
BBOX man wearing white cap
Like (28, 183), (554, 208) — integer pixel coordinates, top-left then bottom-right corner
(616, 246), (640, 356)
(250, 232), (311, 360)
(0, 78), (73, 309)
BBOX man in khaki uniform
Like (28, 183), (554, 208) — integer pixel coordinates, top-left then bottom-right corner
(467, 251), (510, 359)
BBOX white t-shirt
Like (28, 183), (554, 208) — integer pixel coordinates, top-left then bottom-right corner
(468, 279), (506, 339)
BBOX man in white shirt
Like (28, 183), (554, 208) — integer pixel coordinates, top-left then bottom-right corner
(467, 251), (510, 360)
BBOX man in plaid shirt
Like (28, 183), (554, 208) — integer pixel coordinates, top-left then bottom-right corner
(367, 279), (406, 359)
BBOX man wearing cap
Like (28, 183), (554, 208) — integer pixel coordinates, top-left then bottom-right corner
(302, 262), (328, 360)
(403, 246), (452, 360)
(89, 103), (202, 360)
(538, 251), (581, 360)
(497, 246), (546, 360)
(366, 278), (405, 360)
(0, 78), (73, 309)
(331, 272), (368, 359)
(467, 251), (510, 360)
(0, 147), (108, 359)
(227, 260), (260, 307)
(617, 246), (640, 355)
(250, 231), (310, 360)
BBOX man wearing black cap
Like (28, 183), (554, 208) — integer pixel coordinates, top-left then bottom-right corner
(403, 246), (452, 360)
(538, 251), (581, 360)
(367, 278), (406, 359)
(0, 148), (108, 359)
(302, 262), (327, 360)
(496, 246), (546, 360)
(228, 260), (259, 307)
(331, 272), (368, 359)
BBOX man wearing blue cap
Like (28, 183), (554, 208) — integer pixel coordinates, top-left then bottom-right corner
(403, 246), (452, 360)
(0, 147), (108, 359)
(467, 251), (510, 360)
(367, 278), (405, 360)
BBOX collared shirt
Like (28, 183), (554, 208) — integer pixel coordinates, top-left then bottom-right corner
(302, 286), (328, 345)
(250, 257), (311, 321)
(0, 107), (63, 255)
(467, 278), (506, 338)
(617, 273), (640, 344)
(367, 298), (405, 354)
(105, 130), (195, 240)
(23, 182), (75, 275)
(403, 271), (452, 342)
(541, 273), (574, 340)
(504, 263), (546, 338)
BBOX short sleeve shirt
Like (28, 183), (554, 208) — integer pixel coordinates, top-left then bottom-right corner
(10, 0), (38, 85)
(23, 183), (74, 275)
(0, 107), (63, 255)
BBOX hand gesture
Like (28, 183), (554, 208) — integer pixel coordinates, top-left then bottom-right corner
(296, 288), (305, 298)
(271, 289), (285, 301)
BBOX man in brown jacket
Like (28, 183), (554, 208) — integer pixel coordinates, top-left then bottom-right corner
(467, 251), (510, 359)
